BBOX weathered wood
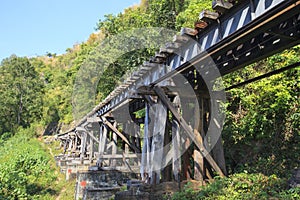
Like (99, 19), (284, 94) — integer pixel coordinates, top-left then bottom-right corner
(181, 98), (192, 180)
(153, 86), (225, 177)
(98, 125), (103, 157)
(85, 130), (100, 144)
(210, 100), (227, 175)
(111, 121), (118, 167)
(98, 124), (108, 166)
(199, 10), (219, 23)
(141, 103), (151, 182)
(212, 0), (233, 14)
(193, 150), (204, 180)
(102, 116), (139, 153)
(150, 98), (167, 184)
(122, 122), (130, 167)
(162, 114), (172, 182)
(89, 132), (93, 161)
(80, 131), (87, 161)
(194, 97), (205, 181)
(172, 96), (182, 182)
(98, 154), (137, 159)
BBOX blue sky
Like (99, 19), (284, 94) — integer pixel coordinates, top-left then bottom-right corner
(0, 0), (140, 61)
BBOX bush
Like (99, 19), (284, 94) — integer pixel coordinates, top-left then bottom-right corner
(0, 130), (58, 199)
(171, 173), (300, 200)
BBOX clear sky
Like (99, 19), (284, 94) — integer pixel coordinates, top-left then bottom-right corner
(0, 0), (140, 62)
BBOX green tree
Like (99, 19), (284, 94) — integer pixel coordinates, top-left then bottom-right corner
(0, 55), (43, 134)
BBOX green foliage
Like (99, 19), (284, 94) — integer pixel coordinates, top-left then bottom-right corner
(0, 128), (58, 199)
(97, 0), (188, 35)
(222, 46), (300, 176)
(0, 2), (299, 199)
(0, 55), (43, 135)
(176, 0), (211, 29)
(172, 173), (300, 200)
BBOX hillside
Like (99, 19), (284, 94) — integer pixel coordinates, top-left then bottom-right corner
(0, 0), (299, 199)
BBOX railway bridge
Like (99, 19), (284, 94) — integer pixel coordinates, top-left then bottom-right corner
(55, 0), (300, 198)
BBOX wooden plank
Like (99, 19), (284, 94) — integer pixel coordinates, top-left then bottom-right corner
(100, 154), (137, 159)
(153, 86), (225, 177)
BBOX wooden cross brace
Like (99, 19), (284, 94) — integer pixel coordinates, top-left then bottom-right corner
(101, 116), (140, 154)
(153, 86), (225, 177)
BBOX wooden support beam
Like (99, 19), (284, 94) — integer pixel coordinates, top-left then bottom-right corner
(199, 10), (219, 23)
(101, 116), (140, 153)
(141, 103), (151, 182)
(150, 98), (167, 184)
(89, 132), (93, 161)
(80, 132), (87, 161)
(98, 124), (108, 166)
(194, 97), (205, 181)
(111, 121), (118, 167)
(76, 126), (99, 144)
(98, 125), (103, 160)
(181, 98), (193, 180)
(153, 86), (225, 177)
(172, 96), (182, 182)
(212, 0), (233, 14)
(85, 130), (100, 144)
(210, 100), (227, 175)
(162, 110), (172, 182)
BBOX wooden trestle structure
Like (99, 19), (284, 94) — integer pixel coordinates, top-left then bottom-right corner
(56, 0), (300, 185)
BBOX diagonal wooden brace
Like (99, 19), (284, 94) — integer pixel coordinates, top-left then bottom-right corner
(76, 127), (99, 144)
(153, 86), (225, 177)
(101, 116), (140, 153)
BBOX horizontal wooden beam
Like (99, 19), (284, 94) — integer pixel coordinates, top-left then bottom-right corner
(95, 153), (137, 159)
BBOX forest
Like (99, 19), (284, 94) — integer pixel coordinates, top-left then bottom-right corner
(0, 0), (299, 199)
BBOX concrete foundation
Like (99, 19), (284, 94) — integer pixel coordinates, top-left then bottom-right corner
(75, 170), (137, 200)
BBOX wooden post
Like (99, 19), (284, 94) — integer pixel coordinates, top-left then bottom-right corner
(210, 99), (227, 175)
(98, 124), (103, 157)
(89, 130), (93, 162)
(153, 86), (225, 177)
(181, 97), (192, 180)
(150, 98), (167, 184)
(80, 131), (87, 162)
(162, 109), (172, 182)
(134, 122), (141, 166)
(172, 96), (182, 182)
(73, 133), (78, 154)
(141, 103), (150, 182)
(194, 97), (205, 181)
(111, 121), (118, 168)
(101, 116), (139, 152)
(97, 124), (108, 166)
(122, 122), (130, 168)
